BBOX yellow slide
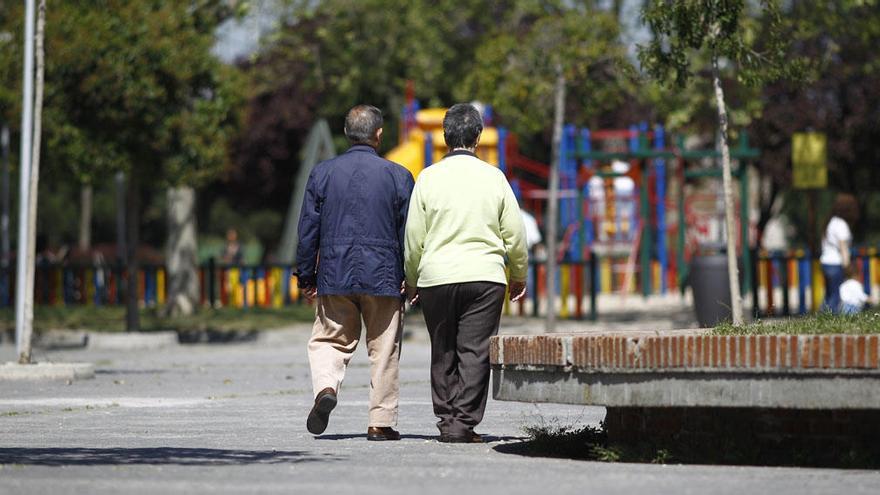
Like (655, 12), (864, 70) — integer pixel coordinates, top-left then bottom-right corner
(385, 108), (499, 179)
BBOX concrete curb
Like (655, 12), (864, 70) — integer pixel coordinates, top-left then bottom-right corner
(34, 330), (89, 349)
(86, 331), (179, 351)
(0, 362), (95, 381)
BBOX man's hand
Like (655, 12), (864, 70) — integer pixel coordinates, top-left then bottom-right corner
(405, 282), (419, 305)
(509, 280), (526, 302)
(303, 287), (318, 301)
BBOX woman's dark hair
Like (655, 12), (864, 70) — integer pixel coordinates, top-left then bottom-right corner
(829, 193), (859, 228)
(443, 103), (483, 149)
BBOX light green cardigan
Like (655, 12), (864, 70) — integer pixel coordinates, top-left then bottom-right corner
(404, 152), (529, 288)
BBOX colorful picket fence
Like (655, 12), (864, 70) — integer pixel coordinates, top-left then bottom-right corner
(751, 248), (880, 317)
(501, 257), (599, 321)
(6, 247), (877, 320)
(0, 261), (306, 309)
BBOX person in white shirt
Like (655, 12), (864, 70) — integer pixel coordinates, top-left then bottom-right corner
(520, 208), (542, 251)
(839, 265), (868, 315)
(819, 193), (859, 314)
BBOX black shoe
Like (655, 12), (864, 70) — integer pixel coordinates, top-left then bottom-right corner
(438, 432), (483, 443)
(367, 426), (401, 441)
(306, 388), (337, 435)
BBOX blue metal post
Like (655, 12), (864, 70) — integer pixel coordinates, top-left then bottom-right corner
(580, 128), (593, 248)
(563, 125), (578, 261)
(497, 127), (507, 175)
(798, 255), (808, 315)
(424, 132), (433, 170)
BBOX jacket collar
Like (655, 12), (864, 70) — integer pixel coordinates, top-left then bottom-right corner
(346, 144), (379, 155)
(443, 149), (477, 159)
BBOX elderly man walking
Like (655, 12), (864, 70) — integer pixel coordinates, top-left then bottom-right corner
(404, 103), (528, 443)
(296, 105), (414, 441)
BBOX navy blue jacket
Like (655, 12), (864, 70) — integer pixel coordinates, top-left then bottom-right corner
(295, 144), (415, 297)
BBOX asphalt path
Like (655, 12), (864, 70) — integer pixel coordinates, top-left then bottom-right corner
(1, 329), (877, 494)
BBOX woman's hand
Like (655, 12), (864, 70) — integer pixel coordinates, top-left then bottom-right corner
(509, 280), (526, 302)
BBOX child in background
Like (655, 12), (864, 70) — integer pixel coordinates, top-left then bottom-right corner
(839, 265), (868, 315)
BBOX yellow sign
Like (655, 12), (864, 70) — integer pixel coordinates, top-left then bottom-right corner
(792, 132), (827, 189)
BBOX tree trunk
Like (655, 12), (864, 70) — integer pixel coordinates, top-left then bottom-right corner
(1, 125), (9, 267)
(78, 183), (92, 252)
(18, 0), (45, 364)
(612, 0), (624, 19)
(125, 172), (140, 332)
(712, 54), (744, 326)
(164, 186), (199, 316)
(545, 63), (565, 333)
(114, 171), (126, 263)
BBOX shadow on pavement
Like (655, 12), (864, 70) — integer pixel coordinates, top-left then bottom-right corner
(0, 447), (342, 466)
(314, 433), (524, 443)
(313, 433), (437, 441)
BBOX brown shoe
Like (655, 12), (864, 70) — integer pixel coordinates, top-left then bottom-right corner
(306, 388), (337, 435)
(438, 431), (483, 443)
(367, 426), (401, 441)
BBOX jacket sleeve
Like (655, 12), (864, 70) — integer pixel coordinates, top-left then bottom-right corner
(404, 178), (426, 288)
(295, 168), (321, 288)
(397, 170), (415, 264)
(499, 174), (529, 282)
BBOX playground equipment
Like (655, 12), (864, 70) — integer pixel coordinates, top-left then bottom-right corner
(385, 105), (499, 177)
(501, 123), (761, 309)
(385, 94), (759, 304)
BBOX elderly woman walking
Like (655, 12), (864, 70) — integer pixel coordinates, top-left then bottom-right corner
(404, 103), (528, 443)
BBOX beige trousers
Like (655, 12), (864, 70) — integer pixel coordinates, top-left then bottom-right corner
(307, 294), (403, 427)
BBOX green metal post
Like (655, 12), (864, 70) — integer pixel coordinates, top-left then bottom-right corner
(740, 160), (751, 295)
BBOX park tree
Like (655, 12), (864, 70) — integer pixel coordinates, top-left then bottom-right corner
(750, 0), (880, 246)
(639, 0), (805, 326)
(0, 1), (244, 328)
(463, 3), (633, 331)
(462, 3), (634, 136)
(228, 0), (517, 260)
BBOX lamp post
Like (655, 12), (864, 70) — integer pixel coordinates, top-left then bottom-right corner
(15, 0), (36, 363)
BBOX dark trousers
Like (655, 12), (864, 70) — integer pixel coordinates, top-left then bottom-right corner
(821, 263), (844, 314)
(419, 282), (506, 437)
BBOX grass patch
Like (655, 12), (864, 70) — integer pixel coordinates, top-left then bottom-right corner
(515, 421), (671, 464)
(713, 311), (880, 335)
(0, 305), (315, 333)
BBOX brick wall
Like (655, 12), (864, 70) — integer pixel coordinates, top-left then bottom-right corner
(491, 334), (880, 372)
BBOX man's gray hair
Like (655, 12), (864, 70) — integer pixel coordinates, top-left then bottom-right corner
(443, 103), (483, 149)
(344, 105), (383, 145)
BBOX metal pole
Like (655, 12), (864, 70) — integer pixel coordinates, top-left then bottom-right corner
(15, 0), (36, 360)
(545, 63), (565, 332)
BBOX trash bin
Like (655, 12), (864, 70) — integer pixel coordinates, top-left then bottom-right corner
(690, 244), (737, 327)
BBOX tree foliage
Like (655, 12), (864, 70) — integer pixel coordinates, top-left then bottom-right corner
(0, 0), (243, 187)
(638, 0), (807, 88)
(462, 3), (635, 136)
(750, 0), (880, 242)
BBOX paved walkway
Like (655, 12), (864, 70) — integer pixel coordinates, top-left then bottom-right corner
(1, 327), (877, 494)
